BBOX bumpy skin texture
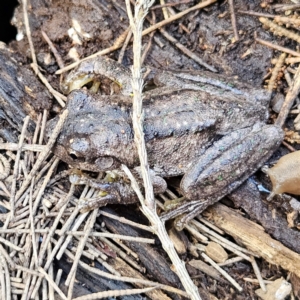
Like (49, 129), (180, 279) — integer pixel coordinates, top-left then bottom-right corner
(49, 87), (283, 213)
(51, 87), (269, 174)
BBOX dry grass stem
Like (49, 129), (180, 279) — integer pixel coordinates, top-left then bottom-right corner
(99, 210), (154, 232)
(56, 212), (89, 260)
(218, 256), (245, 267)
(255, 38), (300, 57)
(159, 28), (217, 72)
(276, 64), (300, 126)
(74, 286), (157, 300)
(98, 235), (142, 271)
(66, 209), (98, 299)
(141, 0), (217, 37)
(228, 0), (239, 41)
(23, 0), (66, 106)
(22, 0), (37, 68)
(191, 219), (258, 257)
(67, 231), (155, 243)
(59, 241), (188, 296)
(10, 116), (30, 219)
(31, 62), (67, 108)
(0, 259), (6, 300)
(197, 217), (225, 235)
(250, 256), (266, 292)
(123, 4), (203, 293)
(15, 109), (69, 201)
(208, 235), (251, 262)
(0, 143), (45, 152)
(38, 186), (73, 266)
(29, 179), (38, 266)
(118, 29), (133, 63)
(41, 31), (65, 69)
(238, 10), (275, 18)
(184, 224), (208, 243)
(0, 252), (11, 300)
(38, 267), (67, 300)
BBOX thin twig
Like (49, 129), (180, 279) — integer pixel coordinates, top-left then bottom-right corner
(39, 109), (48, 145)
(228, 0), (239, 41)
(118, 29), (133, 63)
(41, 31), (65, 69)
(31, 65), (66, 107)
(255, 38), (300, 57)
(124, 1), (203, 297)
(238, 10), (275, 19)
(22, 0), (37, 68)
(190, 220), (258, 257)
(99, 210), (153, 232)
(273, 3), (300, 12)
(159, 28), (217, 72)
(97, 235), (141, 271)
(141, 0), (217, 37)
(67, 231), (155, 243)
(202, 253), (243, 291)
(0, 143), (45, 152)
(250, 256), (266, 293)
(276, 65), (300, 127)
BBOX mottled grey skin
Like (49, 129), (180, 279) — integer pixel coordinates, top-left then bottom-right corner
(50, 56), (284, 221)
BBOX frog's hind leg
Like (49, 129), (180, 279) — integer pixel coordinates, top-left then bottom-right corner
(181, 124), (283, 202)
(161, 124), (284, 227)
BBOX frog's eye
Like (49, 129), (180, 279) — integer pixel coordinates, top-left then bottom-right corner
(69, 138), (89, 153)
(95, 157), (114, 170)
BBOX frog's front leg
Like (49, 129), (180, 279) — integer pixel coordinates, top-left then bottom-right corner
(161, 123), (284, 227)
(61, 56), (133, 96)
(70, 168), (167, 212)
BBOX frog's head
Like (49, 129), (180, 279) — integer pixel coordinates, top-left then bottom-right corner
(48, 90), (137, 172)
(53, 136), (121, 172)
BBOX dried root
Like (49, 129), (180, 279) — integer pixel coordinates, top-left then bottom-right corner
(267, 52), (286, 91)
(259, 17), (300, 43)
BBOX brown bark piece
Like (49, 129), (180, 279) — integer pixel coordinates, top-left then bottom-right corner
(110, 257), (171, 300)
(205, 242), (228, 263)
(206, 203), (300, 277)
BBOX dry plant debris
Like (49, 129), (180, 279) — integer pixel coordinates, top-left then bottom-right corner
(0, 0), (300, 299)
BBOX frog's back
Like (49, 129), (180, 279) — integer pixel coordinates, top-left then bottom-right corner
(142, 89), (268, 176)
(52, 89), (268, 175)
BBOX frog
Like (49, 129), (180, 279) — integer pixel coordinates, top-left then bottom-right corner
(49, 55), (284, 225)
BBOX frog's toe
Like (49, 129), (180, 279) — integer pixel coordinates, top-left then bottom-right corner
(78, 193), (119, 213)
